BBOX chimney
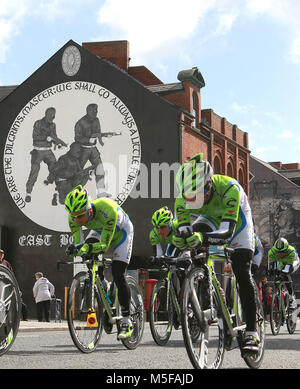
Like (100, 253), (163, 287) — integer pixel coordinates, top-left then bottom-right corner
(82, 40), (130, 71)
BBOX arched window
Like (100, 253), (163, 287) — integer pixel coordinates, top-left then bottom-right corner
(227, 162), (234, 178)
(238, 168), (244, 187)
(214, 156), (222, 174)
(192, 92), (199, 127)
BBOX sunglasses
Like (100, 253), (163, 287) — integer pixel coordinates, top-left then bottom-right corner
(70, 210), (88, 220)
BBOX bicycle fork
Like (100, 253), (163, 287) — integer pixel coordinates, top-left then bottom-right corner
(187, 271), (207, 332)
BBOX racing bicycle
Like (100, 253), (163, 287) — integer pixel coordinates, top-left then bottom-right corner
(0, 265), (21, 356)
(148, 256), (199, 345)
(269, 269), (297, 336)
(180, 246), (265, 369)
(58, 253), (144, 353)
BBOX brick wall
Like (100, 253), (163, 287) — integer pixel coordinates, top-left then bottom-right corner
(82, 40), (130, 71)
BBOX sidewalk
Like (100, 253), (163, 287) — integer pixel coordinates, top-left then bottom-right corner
(19, 319), (68, 332)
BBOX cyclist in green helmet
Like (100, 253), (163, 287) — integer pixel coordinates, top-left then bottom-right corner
(268, 238), (300, 307)
(173, 153), (259, 354)
(149, 206), (191, 326)
(64, 185), (134, 340)
(150, 206), (191, 258)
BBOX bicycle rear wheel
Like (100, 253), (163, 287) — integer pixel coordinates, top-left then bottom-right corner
(149, 279), (173, 346)
(270, 292), (281, 336)
(67, 271), (103, 353)
(286, 294), (297, 334)
(0, 265), (21, 356)
(181, 267), (225, 369)
(243, 293), (265, 369)
(120, 275), (145, 350)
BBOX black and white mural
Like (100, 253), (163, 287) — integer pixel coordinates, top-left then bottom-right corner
(4, 81), (141, 232)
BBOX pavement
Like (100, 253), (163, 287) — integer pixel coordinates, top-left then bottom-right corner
(19, 319), (69, 332)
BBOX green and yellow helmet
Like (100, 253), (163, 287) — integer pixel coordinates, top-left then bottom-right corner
(273, 238), (289, 252)
(152, 206), (173, 228)
(176, 153), (213, 198)
(65, 185), (89, 213)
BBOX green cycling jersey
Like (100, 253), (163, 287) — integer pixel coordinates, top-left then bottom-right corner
(268, 245), (297, 270)
(68, 197), (129, 253)
(175, 174), (245, 231)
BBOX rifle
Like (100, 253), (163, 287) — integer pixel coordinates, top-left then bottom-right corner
(51, 136), (68, 149)
(101, 131), (122, 138)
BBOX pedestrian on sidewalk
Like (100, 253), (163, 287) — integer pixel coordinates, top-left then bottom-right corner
(33, 272), (55, 322)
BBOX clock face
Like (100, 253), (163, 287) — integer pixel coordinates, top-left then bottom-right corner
(62, 45), (81, 77)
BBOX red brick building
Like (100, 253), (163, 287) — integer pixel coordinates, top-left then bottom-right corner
(82, 40), (250, 195)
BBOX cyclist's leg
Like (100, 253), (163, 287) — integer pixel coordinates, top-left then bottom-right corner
(112, 220), (134, 339)
(229, 216), (259, 352)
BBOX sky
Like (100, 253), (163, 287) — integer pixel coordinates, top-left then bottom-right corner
(1, 0), (300, 164)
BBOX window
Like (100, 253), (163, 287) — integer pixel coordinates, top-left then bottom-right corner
(227, 162), (234, 178)
(192, 92), (199, 127)
(238, 168), (244, 187)
(214, 156), (221, 174)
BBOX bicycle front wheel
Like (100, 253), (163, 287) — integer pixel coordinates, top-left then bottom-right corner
(149, 279), (173, 346)
(0, 265), (21, 356)
(120, 275), (145, 350)
(270, 292), (281, 336)
(243, 293), (265, 369)
(181, 267), (225, 369)
(67, 271), (103, 353)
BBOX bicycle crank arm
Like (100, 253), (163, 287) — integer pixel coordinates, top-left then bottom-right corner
(109, 315), (123, 324)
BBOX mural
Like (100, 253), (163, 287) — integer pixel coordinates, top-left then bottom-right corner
(251, 184), (300, 253)
(3, 81), (141, 232)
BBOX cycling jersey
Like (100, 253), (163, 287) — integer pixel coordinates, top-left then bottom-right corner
(268, 245), (300, 273)
(68, 198), (133, 264)
(253, 233), (264, 267)
(175, 174), (254, 251)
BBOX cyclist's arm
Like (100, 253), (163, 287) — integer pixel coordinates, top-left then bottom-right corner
(204, 185), (240, 243)
(285, 248), (296, 265)
(174, 197), (191, 229)
(149, 229), (164, 257)
(69, 216), (84, 244)
(203, 220), (236, 243)
(267, 248), (278, 271)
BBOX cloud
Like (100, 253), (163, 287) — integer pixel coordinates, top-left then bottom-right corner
(231, 101), (255, 114)
(276, 129), (293, 139)
(287, 37), (300, 64)
(95, 0), (300, 66)
(252, 145), (278, 160)
(0, 0), (28, 62)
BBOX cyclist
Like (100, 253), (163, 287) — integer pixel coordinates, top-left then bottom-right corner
(268, 238), (300, 308)
(64, 185), (134, 340)
(173, 153), (259, 353)
(150, 206), (190, 281)
(150, 206), (190, 258)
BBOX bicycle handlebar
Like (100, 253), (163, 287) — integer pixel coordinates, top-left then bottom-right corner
(57, 255), (112, 271)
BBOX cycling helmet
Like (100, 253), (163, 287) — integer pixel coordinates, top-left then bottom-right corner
(65, 185), (89, 213)
(273, 238), (289, 252)
(176, 153), (213, 197)
(152, 206), (173, 227)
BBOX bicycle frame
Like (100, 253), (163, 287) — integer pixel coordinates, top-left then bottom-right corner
(272, 279), (290, 319)
(89, 261), (121, 324)
(167, 268), (181, 325)
(192, 250), (246, 339)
